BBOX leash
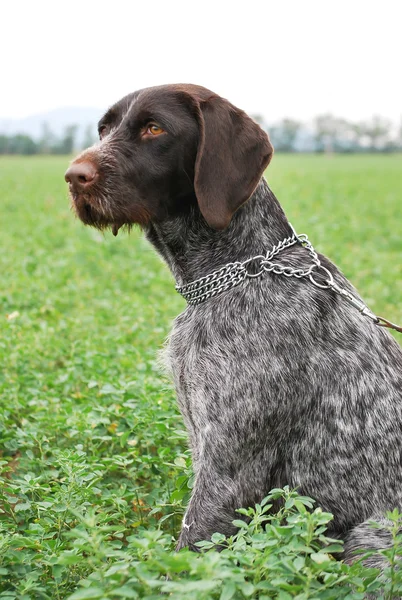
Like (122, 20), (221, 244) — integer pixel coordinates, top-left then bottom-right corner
(175, 225), (402, 334)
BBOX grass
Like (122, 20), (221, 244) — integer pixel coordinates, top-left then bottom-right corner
(0, 154), (401, 599)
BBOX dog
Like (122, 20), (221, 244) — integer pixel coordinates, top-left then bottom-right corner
(65, 84), (402, 562)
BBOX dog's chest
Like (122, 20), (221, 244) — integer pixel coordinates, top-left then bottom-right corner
(164, 301), (293, 438)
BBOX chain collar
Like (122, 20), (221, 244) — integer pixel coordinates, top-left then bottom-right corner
(175, 225), (402, 334)
(176, 225), (322, 306)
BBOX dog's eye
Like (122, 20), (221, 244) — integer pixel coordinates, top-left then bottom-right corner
(145, 124), (165, 136)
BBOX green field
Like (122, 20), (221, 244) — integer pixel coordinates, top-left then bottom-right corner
(1, 155), (402, 599)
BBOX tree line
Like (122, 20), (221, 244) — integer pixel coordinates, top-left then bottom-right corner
(1, 115), (402, 155)
(0, 123), (96, 155)
(256, 114), (402, 153)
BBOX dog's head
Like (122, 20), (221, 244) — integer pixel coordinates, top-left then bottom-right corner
(65, 84), (273, 233)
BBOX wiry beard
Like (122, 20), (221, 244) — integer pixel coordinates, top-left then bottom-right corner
(69, 184), (124, 235)
(67, 142), (151, 236)
(69, 188), (151, 236)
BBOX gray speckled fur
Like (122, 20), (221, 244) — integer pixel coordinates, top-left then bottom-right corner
(146, 178), (402, 561)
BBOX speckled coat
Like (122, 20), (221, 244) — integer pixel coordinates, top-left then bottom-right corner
(150, 178), (402, 559)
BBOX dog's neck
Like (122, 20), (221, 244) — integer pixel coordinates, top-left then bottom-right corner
(145, 178), (293, 286)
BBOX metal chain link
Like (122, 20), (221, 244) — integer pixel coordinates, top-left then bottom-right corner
(175, 225), (402, 334)
(176, 262), (248, 305)
(176, 226), (322, 305)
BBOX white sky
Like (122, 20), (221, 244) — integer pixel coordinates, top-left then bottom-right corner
(1, 0), (401, 123)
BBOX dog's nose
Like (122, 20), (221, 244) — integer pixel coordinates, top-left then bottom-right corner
(65, 162), (98, 191)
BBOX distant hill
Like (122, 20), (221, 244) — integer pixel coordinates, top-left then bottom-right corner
(0, 107), (104, 147)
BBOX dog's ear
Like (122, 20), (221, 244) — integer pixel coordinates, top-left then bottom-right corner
(193, 96), (274, 230)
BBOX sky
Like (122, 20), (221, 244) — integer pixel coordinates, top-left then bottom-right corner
(1, 0), (401, 124)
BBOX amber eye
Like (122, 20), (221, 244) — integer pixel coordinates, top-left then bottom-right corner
(146, 124), (165, 136)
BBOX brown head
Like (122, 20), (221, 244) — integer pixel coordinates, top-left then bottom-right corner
(65, 84), (273, 234)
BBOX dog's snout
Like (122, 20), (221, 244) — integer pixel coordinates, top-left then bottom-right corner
(65, 162), (98, 191)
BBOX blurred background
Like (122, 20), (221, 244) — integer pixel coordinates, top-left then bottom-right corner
(1, 0), (401, 154)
